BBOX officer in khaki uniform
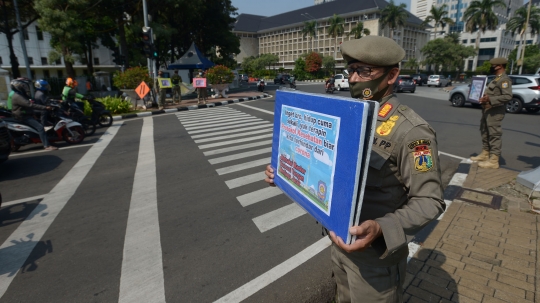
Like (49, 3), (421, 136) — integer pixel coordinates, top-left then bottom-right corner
(155, 70), (167, 109)
(264, 36), (445, 302)
(470, 57), (512, 169)
(171, 70), (182, 104)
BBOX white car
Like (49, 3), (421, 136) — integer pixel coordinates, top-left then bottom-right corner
(334, 74), (349, 91)
(427, 75), (452, 87)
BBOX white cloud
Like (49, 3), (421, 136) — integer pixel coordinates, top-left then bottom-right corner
(314, 150), (332, 166)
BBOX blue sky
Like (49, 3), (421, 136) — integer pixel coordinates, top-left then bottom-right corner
(231, 0), (411, 17)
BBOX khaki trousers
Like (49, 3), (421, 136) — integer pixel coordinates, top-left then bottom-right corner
(480, 105), (505, 156)
(173, 86), (181, 102)
(331, 244), (406, 303)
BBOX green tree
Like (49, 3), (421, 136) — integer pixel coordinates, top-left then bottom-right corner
(301, 20), (317, 51)
(380, 0), (408, 38)
(463, 0), (506, 52)
(305, 52), (322, 74)
(422, 4), (455, 38)
(347, 21), (370, 39)
(327, 14), (344, 59)
(293, 57), (308, 80)
(403, 58), (419, 71)
(445, 32), (461, 44)
(508, 45), (540, 73)
(475, 60), (492, 74)
(0, 0), (39, 77)
(507, 5), (540, 69)
(421, 37), (476, 73)
(322, 55), (335, 75)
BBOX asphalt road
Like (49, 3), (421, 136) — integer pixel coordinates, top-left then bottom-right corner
(0, 83), (537, 302)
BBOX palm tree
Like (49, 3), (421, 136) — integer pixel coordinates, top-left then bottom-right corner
(422, 4), (455, 38)
(463, 0), (506, 52)
(380, 0), (409, 39)
(347, 21), (370, 39)
(301, 21), (317, 51)
(327, 14), (344, 59)
(507, 6), (540, 53)
(445, 32), (461, 44)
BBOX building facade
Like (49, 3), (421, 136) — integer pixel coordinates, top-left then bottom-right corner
(234, 0), (430, 70)
(411, 0), (524, 70)
(0, 21), (118, 80)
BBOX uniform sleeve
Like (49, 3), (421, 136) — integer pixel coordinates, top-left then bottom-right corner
(14, 97), (47, 110)
(374, 125), (445, 258)
(490, 78), (512, 107)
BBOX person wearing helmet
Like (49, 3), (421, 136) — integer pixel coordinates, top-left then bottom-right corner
(62, 77), (84, 103)
(10, 78), (58, 151)
(34, 79), (51, 126)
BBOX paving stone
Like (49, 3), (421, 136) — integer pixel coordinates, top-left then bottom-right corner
(403, 272), (414, 289)
(419, 280), (453, 300)
(497, 273), (535, 291)
(472, 241), (503, 255)
(493, 289), (531, 303)
(507, 230), (536, 240)
(412, 277), (421, 287)
(481, 296), (507, 303)
(406, 285), (441, 302)
(496, 253), (531, 269)
(457, 277), (495, 297)
(477, 231), (505, 243)
(451, 284), (483, 302)
(525, 291), (535, 302)
(425, 259), (458, 275)
(455, 217), (482, 229)
(440, 243), (471, 258)
(506, 224), (535, 235)
(500, 260), (535, 276)
(479, 219), (506, 229)
(446, 234), (475, 246)
(449, 224), (479, 237)
(441, 237), (469, 250)
(461, 190), (495, 204)
(433, 254), (465, 270)
(403, 293), (412, 302)
(498, 242), (532, 255)
(427, 267), (458, 281)
(502, 247), (536, 263)
(454, 268), (489, 285)
(407, 258), (424, 275)
(492, 266), (528, 282)
(416, 271), (451, 288)
(464, 254), (499, 268)
(507, 219), (537, 230)
(463, 264), (498, 280)
(433, 249), (463, 263)
(488, 280), (526, 298)
(415, 248), (432, 262)
(458, 211), (482, 222)
(407, 295), (428, 303)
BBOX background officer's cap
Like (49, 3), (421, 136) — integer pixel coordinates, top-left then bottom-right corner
(489, 57), (508, 65)
(341, 36), (405, 66)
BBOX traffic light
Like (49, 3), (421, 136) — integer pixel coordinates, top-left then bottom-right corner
(142, 27), (154, 58)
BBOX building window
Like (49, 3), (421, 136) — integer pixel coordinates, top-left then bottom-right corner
(57, 70), (63, 78)
(28, 57), (33, 65)
(94, 58), (100, 65)
(470, 39), (476, 43)
(44, 70), (50, 78)
(480, 37), (496, 42)
(478, 48), (495, 56)
(36, 26), (43, 40)
(0, 57), (2, 64)
(462, 39), (467, 44)
(23, 28), (29, 40)
(41, 57), (48, 65)
(55, 59), (61, 65)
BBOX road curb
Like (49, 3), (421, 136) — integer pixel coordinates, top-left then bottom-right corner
(112, 93), (270, 121)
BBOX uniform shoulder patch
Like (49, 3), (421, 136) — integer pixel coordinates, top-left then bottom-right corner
(502, 81), (509, 89)
(376, 115), (399, 136)
(378, 103), (393, 118)
(412, 144), (433, 172)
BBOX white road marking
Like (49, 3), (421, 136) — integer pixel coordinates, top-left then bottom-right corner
(252, 203), (306, 232)
(199, 134), (273, 149)
(235, 103), (275, 115)
(209, 148), (272, 165)
(215, 158), (270, 175)
(184, 118), (263, 130)
(225, 172), (266, 189)
(213, 237), (331, 303)
(0, 194), (46, 207)
(178, 113), (249, 123)
(236, 187), (283, 207)
(438, 151), (467, 161)
(191, 124), (271, 139)
(203, 140), (272, 156)
(0, 122), (123, 298)
(195, 129), (272, 144)
(181, 116), (259, 127)
(187, 121), (270, 135)
(9, 143), (95, 157)
(448, 173), (468, 186)
(119, 117), (165, 303)
(176, 108), (237, 116)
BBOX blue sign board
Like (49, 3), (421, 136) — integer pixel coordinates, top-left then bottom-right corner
(271, 90), (378, 244)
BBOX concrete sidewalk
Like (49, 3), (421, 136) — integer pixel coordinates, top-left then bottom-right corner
(404, 164), (538, 302)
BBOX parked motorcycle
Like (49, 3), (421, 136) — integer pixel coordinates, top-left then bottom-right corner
(87, 96), (113, 127)
(257, 80), (265, 92)
(59, 100), (96, 136)
(3, 103), (85, 152)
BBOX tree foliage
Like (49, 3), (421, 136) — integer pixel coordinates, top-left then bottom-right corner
(421, 36), (476, 73)
(463, 0), (506, 50)
(327, 14), (344, 59)
(301, 21), (317, 51)
(422, 4), (454, 38)
(347, 22), (370, 39)
(305, 52), (322, 73)
(380, 0), (408, 38)
(293, 57), (308, 80)
(322, 55), (335, 75)
(508, 45), (540, 74)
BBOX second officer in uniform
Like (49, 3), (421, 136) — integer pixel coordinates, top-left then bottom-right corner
(470, 57), (512, 169)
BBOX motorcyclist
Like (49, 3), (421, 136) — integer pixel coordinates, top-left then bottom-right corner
(10, 78), (58, 151)
(34, 79), (51, 126)
(289, 75), (296, 88)
(257, 78), (265, 92)
(325, 74), (335, 90)
(62, 77), (85, 103)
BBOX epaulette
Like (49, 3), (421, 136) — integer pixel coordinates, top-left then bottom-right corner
(397, 105), (427, 127)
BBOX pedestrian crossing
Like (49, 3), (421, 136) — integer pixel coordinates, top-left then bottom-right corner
(175, 107), (307, 233)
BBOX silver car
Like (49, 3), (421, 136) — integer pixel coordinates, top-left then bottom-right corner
(427, 75), (452, 87)
(448, 75), (540, 114)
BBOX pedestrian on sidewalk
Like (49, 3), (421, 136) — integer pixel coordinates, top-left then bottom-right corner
(264, 36), (445, 303)
(195, 71), (207, 105)
(470, 57), (512, 169)
(171, 70), (182, 104)
(155, 70), (166, 109)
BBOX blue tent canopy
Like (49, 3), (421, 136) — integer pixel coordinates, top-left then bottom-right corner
(168, 42), (215, 70)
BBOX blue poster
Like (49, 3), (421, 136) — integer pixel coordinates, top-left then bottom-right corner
(271, 90), (379, 244)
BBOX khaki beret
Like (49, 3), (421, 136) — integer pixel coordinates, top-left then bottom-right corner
(341, 36), (405, 66)
(489, 57), (508, 65)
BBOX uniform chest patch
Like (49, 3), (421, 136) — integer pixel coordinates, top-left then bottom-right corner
(502, 81), (509, 89)
(376, 115), (399, 136)
(412, 145), (433, 172)
(378, 103), (393, 118)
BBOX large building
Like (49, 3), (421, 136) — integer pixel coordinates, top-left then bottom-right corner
(0, 21), (117, 79)
(233, 0), (430, 71)
(411, 0), (524, 69)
